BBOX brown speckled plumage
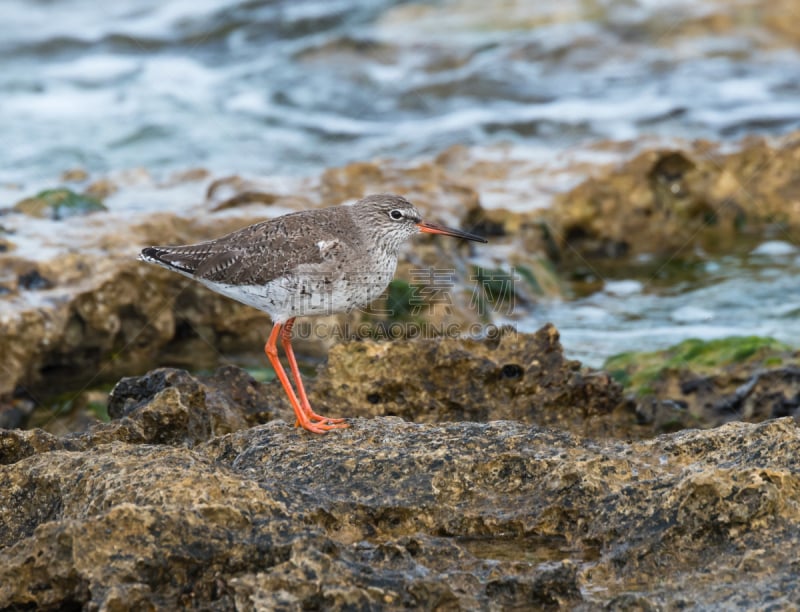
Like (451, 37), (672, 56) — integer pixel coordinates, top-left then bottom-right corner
(143, 205), (361, 286)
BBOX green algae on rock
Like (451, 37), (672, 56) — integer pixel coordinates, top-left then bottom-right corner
(12, 188), (107, 220)
(606, 336), (800, 431)
(606, 336), (791, 393)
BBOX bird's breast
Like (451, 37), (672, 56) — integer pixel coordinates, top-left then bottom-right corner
(280, 249), (397, 316)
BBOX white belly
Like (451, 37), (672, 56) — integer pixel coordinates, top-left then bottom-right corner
(200, 266), (395, 323)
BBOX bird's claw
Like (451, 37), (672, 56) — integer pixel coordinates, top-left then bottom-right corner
(295, 417), (349, 432)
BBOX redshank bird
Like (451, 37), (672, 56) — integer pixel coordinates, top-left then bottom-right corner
(139, 194), (487, 433)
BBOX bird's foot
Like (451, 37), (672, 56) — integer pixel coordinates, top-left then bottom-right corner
(308, 413), (347, 424)
(295, 417), (349, 431)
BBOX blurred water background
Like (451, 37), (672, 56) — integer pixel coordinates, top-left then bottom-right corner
(2, 0), (800, 364)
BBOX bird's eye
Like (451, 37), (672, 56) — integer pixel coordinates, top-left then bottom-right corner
(389, 209), (404, 220)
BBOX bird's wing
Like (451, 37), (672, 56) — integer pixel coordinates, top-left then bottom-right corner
(141, 210), (356, 286)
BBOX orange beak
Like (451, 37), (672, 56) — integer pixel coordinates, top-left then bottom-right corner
(416, 221), (487, 243)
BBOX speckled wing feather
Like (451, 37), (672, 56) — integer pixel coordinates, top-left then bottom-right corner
(141, 208), (358, 286)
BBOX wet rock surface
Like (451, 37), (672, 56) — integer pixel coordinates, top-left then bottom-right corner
(606, 336), (800, 432)
(6, 325), (627, 444)
(1, 329), (799, 608)
(548, 135), (800, 261)
(0, 255), (274, 402)
(2, 379), (799, 609)
(310, 324), (628, 437)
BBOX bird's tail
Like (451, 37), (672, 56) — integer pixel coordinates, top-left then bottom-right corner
(138, 246), (197, 274)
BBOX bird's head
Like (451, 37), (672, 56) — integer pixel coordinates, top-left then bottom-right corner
(352, 193), (487, 253)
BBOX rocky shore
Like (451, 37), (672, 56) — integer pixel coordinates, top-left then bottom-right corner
(2, 358), (799, 608)
(2, 132), (800, 608)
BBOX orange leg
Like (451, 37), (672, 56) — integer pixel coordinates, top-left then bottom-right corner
(281, 318), (347, 427)
(264, 321), (346, 433)
(265, 322), (334, 434)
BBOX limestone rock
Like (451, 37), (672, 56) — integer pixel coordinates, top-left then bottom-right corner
(1, 402), (799, 608)
(605, 336), (800, 431)
(548, 134), (800, 260)
(310, 324), (627, 436)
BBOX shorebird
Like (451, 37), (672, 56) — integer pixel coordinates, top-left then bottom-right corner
(139, 193), (487, 433)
